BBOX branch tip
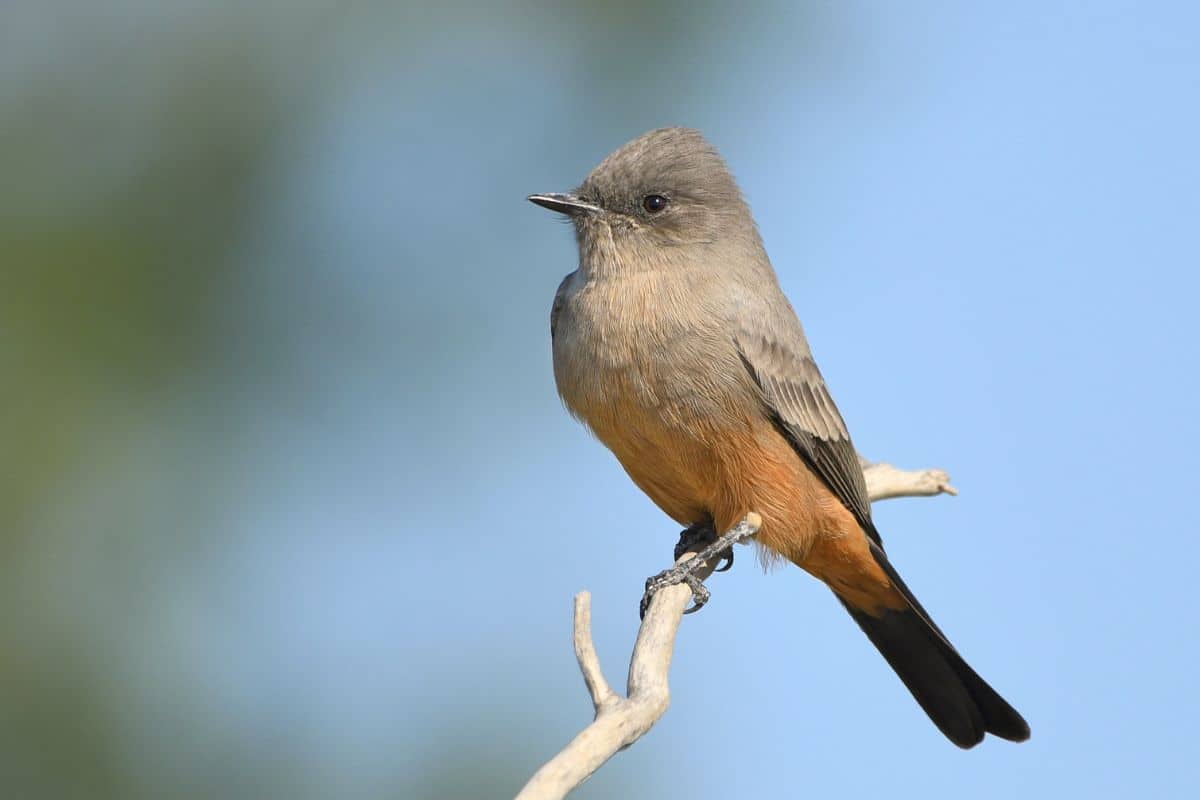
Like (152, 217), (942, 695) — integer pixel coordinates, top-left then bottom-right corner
(573, 592), (616, 713)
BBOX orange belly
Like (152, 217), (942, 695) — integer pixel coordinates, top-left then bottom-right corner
(590, 407), (906, 616)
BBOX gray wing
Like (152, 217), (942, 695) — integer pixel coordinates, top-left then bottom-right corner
(550, 271), (574, 342)
(735, 325), (877, 540)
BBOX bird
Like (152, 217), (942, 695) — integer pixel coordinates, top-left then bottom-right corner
(527, 127), (1029, 748)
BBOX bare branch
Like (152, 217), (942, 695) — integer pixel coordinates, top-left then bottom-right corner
(862, 460), (958, 499)
(515, 461), (953, 800)
(573, 593), (618, 714)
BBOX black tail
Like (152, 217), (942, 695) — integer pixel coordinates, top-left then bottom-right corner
(838, 540), (1030, 748)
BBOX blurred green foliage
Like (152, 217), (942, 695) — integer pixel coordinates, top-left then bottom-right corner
(0, 24), (282, 800)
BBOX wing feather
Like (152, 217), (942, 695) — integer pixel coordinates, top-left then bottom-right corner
(735, 329), (877, 540)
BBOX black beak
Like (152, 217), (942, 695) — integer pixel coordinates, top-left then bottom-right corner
(527, 192), (601, 216)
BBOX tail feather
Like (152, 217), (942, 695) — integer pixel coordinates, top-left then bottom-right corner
(838, 540), (1030, 748)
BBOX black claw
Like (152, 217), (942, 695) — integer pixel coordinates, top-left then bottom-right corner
(640, 518), (758, 619)
(681, 575), (710, 613)
(713, 547), (735, 572)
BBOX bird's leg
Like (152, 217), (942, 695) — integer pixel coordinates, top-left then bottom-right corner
(640, 519), (756, 618)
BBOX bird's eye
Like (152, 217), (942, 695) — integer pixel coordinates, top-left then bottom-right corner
(642, 194), (669, 213)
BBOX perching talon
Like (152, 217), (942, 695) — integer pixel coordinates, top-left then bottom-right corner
(639, 517), (759, 618)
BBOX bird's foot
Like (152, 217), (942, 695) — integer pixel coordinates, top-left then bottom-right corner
(672, 521), (717, 561)
(640, 568), (711, 619)
(640, 518), (757, 618)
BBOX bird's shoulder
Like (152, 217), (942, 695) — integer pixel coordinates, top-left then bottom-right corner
(550, 270), (580, 342)
(730, 289), (850, 442)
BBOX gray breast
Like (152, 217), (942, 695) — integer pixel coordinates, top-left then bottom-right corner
(553, 271), (749, 427)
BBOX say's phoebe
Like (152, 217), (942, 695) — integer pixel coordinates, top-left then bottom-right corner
(528, 127), (1029, 748)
